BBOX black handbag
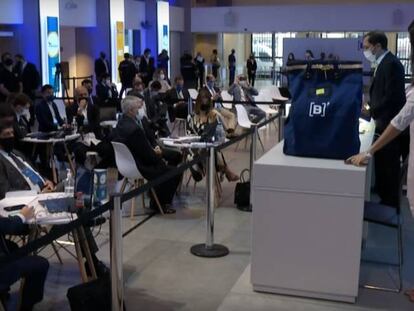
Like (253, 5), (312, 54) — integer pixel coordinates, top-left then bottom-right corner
(67, 273), (112, 311)
(234, 169), (251, 211)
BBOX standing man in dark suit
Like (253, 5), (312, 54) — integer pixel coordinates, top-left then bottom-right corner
(163, 76), (190, 122)
(0, 52), (22, 103)
(246, 53), (257, 87)
(143, 81), (170, 137)
(114, 96), (180, 213)
(364, 31), (407, 208)
(35, 85), (64, 132)
(94, 51), (110, 83)
(14, 54), (40, 125)
(118, 53), (137, 99)
(228, 49), (236, 86)
(194, 52), (205, 89)
(139, 49), (155, 87)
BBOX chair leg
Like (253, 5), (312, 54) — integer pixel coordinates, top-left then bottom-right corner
(258, 133), (265, 151)
(130, 179), (138, 219)
(120, 178), (128, 193)
(139, 179), (146, 209)
(150, 188), (164, 215)
(397, 221), (403, 291)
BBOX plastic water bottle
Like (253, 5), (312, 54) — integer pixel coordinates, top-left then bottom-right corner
(64, 169), (75, 196)
(215, 121), (226, 143)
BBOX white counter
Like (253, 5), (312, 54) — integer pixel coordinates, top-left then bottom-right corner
(251, 120), (375, 303)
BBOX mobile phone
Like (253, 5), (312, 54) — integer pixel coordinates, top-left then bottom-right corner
(4, 204), (25, 212)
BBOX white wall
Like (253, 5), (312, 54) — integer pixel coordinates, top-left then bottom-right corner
(125, 0), (145, 30)
(170, 6), (184, 32)
(0, 0), (23, 24)
(59, 0), (97, 27)
(191, 4), (414, 33)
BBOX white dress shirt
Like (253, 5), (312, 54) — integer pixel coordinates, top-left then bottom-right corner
(47, 101), (58, 125)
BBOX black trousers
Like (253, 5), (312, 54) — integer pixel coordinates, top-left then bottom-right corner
(229, 66), (235, 86)
(212, 65), (219, 79)
(248, 73), (256, 87)
(0, 255), (49, 310)
(374, 134), (401, 208)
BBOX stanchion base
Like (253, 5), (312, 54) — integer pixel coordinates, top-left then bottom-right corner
(190, 244), (229, 258)
(237, 205), (252, 212)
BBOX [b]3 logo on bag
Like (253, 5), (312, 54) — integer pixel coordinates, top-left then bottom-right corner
(309, 102), (329, 117)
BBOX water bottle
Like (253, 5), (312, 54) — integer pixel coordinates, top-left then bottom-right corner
(64, 169), (75, 196)
(215, 121), (226, 143)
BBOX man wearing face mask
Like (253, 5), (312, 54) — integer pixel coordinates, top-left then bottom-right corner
(66, 86), (114, 168)
(127, 78), (145, 100)
(35, 84), (64, 132)
(115, 96), (180, 214)
(200, 74), (237, 136)
(143, 81), (170, 137)
(363, 31), (407, 208)
(96, 73), (119, 105)
(228, 74), (265, 123)
(81, 79), (99, 106)
(139, 49), (155, 87)
(164, 76), (191, 123)
(0, 52), (22, 102)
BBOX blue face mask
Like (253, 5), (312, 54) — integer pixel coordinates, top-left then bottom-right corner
(46, 95), (55, 102)
(207, 81), (214, 89)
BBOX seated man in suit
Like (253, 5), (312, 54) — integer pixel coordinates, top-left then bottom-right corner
(96, 73), (119, 105)
(163, 76), (190, 123)
(81, 79), (100, 106)
(66, 86), (114, 168)
(0, 121), (108, 278)
(115, 96), (180, 214)
(228, 75), (265, 123)
(201, 74), (237, 136)
(143, 81), (170, 137)
(35, 84), (64, 132)
(127, 78), (145, 100)
(0, 204), (49, 311)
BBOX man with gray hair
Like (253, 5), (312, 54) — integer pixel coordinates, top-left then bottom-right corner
(114, 96), (179, 213)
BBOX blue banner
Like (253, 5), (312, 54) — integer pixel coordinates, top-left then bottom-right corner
(47, 16), (60, 91)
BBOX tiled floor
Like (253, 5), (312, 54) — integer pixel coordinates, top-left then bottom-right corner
(6, 123), (414, 310)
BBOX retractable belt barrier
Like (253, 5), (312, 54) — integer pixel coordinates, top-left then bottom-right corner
(0, 112), (280, 265)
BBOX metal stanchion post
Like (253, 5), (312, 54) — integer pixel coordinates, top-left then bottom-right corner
(190, 146), (229, 257)
(110, 195), (124, 311)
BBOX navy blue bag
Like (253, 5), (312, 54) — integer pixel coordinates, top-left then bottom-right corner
(283, 61), (362, 159)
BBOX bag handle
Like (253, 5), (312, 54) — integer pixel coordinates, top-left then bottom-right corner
(240, 169), (250, 183)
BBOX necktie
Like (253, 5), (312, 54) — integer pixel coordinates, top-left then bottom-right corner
(9, 153), (45, 188)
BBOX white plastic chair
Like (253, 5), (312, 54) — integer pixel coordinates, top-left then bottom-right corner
(188, 88), (198, 100)
(261, 85), (289, 101)
(221, 91), (233, 109)
(111, 142), (164, 216)
(235, 104), (264, 151)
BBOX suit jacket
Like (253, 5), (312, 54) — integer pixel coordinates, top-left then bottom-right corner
(96, 82), (118, 103)
(143, 89), (168, 122)
(163, 87), (190, 121)
(16, 62), (40, 97)
(0, 151), (32, 200)
(118, 60), (137, 86)
(369, 52), (406, 133)
(247, 59), (257, 74)
(0, 216), (28, 257)
(228, 84), (258, 103)
(94, 58), (110, 79)
(114, 115), (166, 179)
(201, 86), (223, 102)
(66, 101), (101, 138)
(138, 56), (155, 85)
(13, 113), (31, 140)
(35, 100), (64, 132)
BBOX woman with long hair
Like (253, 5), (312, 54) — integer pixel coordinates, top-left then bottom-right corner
(347, 20), (414, 301)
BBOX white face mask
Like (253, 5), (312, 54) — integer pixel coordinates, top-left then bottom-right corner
(159, 74), (165, 80)
(137, 108), (146, 120)
(363, 49), (377, 63)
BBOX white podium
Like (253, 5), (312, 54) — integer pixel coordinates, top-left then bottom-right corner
(251, 120), (375, 303)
